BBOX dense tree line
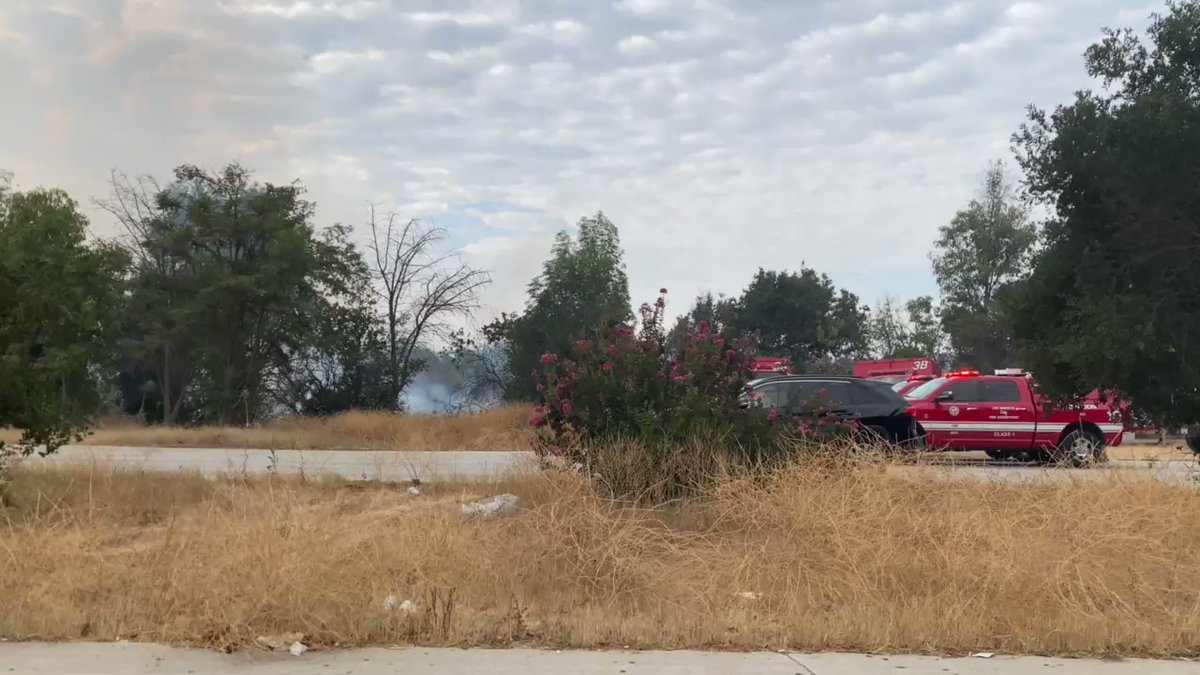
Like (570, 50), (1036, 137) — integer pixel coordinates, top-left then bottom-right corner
(0, 164), (488, 456)
(2, 0), (1197, 456)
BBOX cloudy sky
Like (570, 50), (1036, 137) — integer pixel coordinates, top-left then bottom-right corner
(0, 0), (1159, 324)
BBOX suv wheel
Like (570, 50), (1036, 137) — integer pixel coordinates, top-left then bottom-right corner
(854, 424), (891, 452)
(1054, 429), (1105, 467)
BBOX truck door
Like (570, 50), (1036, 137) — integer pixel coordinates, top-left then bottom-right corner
(978, 379), (1036, 449)
(930, 379), (987, 449)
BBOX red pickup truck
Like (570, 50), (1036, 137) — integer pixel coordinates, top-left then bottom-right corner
(903, 369), (1124, 466)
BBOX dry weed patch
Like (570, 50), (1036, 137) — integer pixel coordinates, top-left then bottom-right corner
(2, 460), (1199, 657)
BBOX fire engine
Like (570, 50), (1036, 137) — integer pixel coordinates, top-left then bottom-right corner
(851, 357), (940, 383)
(903, 368), (1123, 465)
(746, 356), (792, 376)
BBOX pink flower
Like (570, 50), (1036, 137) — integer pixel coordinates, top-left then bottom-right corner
(655, 297), (665, 308)
(555, 383), (567, 397)
(602, 362), (614, 373)
(607, 344), (618, 355)
(528, 414), (545, 427)
(615, 326), (634, 337)
(672, 374), (687, 384)
(714, 337), (725, 347)
(539, 352), (558, 366)
(725, 349), (737, 361)
(659, 288), (668, 294)
(768, 408), (778, 423)
(560, 399), (573, 416)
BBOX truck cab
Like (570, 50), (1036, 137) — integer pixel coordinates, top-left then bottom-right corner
(903, 369), (1124, 465)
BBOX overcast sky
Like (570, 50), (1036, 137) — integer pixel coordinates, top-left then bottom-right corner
(0, 0), (1159, 324)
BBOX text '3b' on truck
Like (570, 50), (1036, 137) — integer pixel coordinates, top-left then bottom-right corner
(902, 369), (1124, 466)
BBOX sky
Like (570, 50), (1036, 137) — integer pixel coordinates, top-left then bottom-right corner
(0, 0), (1160, 327)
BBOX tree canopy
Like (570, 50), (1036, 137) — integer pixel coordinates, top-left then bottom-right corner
(0, 188), (127, 455)
(1011, 0), (1200, 423)
(487, 212), (632, 400)
(932, 161), (1035, 372)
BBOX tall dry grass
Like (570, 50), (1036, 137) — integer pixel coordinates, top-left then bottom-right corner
(0, 406), (532, 451)
(3, 457), (1200, 657)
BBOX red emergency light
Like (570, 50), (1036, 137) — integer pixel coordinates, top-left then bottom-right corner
(948, 370), (980, 377)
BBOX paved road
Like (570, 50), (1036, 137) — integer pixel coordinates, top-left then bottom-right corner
(23, 444), (1200, 485)
(28, 445), (533, 482)
(5, 643), (1198, 675)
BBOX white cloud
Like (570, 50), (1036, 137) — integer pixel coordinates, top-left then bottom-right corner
(616, 34), (655, 57)
(0, 0), (1160, 325)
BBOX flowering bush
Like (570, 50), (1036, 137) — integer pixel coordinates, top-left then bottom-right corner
(529, 290), (853, 471)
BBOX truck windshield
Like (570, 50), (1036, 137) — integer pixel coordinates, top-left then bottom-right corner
(905, 377), (947, 400)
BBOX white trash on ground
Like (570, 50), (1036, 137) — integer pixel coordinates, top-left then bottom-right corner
(382, 596), (418, 615)
(733, 591), (763, 601)
(461, 493), (519, 519)
(972, 652), (996, 659)
(256, 632), (305, 653)
(406, 485), (422, 496)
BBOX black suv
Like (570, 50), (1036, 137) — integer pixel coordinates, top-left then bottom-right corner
(743, 374), (918, 444)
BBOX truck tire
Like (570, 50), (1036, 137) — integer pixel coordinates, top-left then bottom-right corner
(984, 449), (1010, 461)
(1054, 429), (1105, 467)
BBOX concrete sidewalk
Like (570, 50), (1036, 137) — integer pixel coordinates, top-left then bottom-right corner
(3, 643), (1197, 675)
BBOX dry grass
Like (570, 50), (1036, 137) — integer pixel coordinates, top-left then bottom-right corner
(1110, 442), (1195, 462)
(0, 406), (532, 452)
(3, 457), (1200, 658)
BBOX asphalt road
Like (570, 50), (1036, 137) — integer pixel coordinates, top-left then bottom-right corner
(5, 643), (1198, 675)
(22, 444), (1200, 485)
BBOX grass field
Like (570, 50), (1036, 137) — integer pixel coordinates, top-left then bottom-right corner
(0, 406), (532, 452)
(3, 460), (1200, 657)
(2, 408), (1193, 462)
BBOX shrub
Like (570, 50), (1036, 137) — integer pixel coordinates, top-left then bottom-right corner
(529, 290), (852, 480)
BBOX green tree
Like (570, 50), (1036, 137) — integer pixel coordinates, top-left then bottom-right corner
(666, 292), (737, 353)
(932, 161), (1035, 372)
(869, 296), (946, 360)
(108, 165), (367, 425)
(729, 267), (869, 370)
(1011, 0), (1200, 424)
(488, 212), (632, 400)
(0, 188), (127, 457)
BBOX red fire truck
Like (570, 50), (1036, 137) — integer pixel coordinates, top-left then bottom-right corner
(851, 357), (941, 384)
(903, 368), (1123, 465)
(746, 357), (792, 376)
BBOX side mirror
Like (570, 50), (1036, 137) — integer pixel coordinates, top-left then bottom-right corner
(934, 391), (954, 404)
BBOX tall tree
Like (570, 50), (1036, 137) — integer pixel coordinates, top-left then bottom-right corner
(366, 207), (489, 408)
(488, 212), (632, 400)
(0, 188), (127, 457)
(869, 296), (946, 360)
(1011, 0), (1200, 424)
(108, 165), (366, 425)
(931, 161), (1035, 372)
(729, 267), (870, 369)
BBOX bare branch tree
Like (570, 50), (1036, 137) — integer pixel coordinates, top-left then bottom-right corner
(366, 206), (490, 407)
(95, 172), (194, 424)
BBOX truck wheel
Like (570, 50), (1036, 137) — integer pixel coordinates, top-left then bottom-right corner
(984, 449), (1010, 461)
(1054, 429), (1105, 467)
